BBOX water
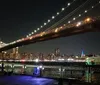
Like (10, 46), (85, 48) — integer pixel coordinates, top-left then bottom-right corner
(0, 75), (57, 85)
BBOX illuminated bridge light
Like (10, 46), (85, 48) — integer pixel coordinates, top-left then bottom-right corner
(34, 30), (37, 33)
(31, 32), (34, 34)
(73, 17), (76, 20)
(48, 19), (50, 22)
(52, 16), (55, 19)
(76, 22), (82, 27)
(44, 23), (46, 25)
(29, 34), (31, 36)
(62, 8), (65, 11)
(37, 28), (40, 30)
(85, 10), (87, 13)
(57, 12), (59, 15)
(85, 18), (91, 22)
(63, 24), (66, 26)
(55, 28), (58, 33)
(68, 21), (71, 23)
(92, 6), (94, 8)
(79, 14), (81, 17)
(40, 32), (45, 37)
(68, 3), (70, 6)
(29, 37), (33, 40)
(41, 26), (43, 28)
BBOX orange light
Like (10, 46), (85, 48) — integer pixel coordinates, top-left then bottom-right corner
(55, 28), (58, 33)
(85, 18), (91, 22)
(29, 37), (33, 40)
(41, 32), (45, 36)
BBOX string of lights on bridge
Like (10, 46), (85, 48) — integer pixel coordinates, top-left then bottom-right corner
(0, 0), (100, 48)
(43, 0), (91, 32)
(50, 0), (100, 33)
(66, 0), (100, 24)
(26, 0), (76, 38)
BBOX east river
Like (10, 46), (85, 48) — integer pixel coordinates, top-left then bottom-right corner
(0, 75), (57, 85)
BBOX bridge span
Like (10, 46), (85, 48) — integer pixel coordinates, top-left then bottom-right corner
(0, 19), (100, 52)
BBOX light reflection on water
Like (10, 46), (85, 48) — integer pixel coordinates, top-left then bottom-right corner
(0, 75), (57, 85)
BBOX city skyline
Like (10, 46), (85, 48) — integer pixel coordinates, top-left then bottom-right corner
(0, 0), (100, 54)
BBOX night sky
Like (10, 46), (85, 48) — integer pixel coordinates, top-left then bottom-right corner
(0, 0), (100, 55)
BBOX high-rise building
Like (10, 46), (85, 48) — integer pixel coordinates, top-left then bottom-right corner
(81, 50), (85, 57)
(12, 47), (19, 59)
(55, 48), (60, 57)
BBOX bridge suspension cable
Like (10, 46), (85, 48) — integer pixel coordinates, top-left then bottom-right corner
(43, 0), (100, 33)
(67, 0), (100, 24)
(25, 0), (77, 37)
(43, 0), (91, 32)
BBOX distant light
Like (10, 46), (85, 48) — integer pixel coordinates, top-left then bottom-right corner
(63, 24), (66, 26)
(48, 19), (50, 22)
(42, 67), (44, 70)
(52, 16), (55, 19)
(85, 18), (91, 22)
(24, 66), (26, 69)
(41, 26), (43, 28)
(76, 22), (81, 27)
(73, 17), (76, 20)
(60, 26), (63, 29)
(68, 3), (70, 6)
(37, 28), (40, 30)
(34, 30), (37, 33)
(75, 56), (79, 58)
(79, 14), (81, 17)
(63, 69), (65, 72)
(39, 65), (42, 68)
(4, 51), (7, 54)
(29, 34), (31, 36)
(21, 59), (26, 62)
(44, 23), (46, 25)
(85, 10), (87, 13)
(58, 58), (64, 61)
(32, 32), (34, 34)
(29, 37), (33, 40)
(16, 47), (18, 49)
(67, 58), (74, 61)
(26, 35), (29, 38)
(59, 68), (61, 72)
(92, 6), (94, 8)
(68, 21), (70, 23)
(99, 1), (100, 3)
(35, 59), (39, 62)
(62, 8), (65, 11)
(0, 41), (3, 44)
(86, 57), (89, 60)
(57, 12), (59, 15)
(55, 28), (58, 33)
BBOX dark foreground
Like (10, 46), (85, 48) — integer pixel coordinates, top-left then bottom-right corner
(0, 75), (57, 85)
